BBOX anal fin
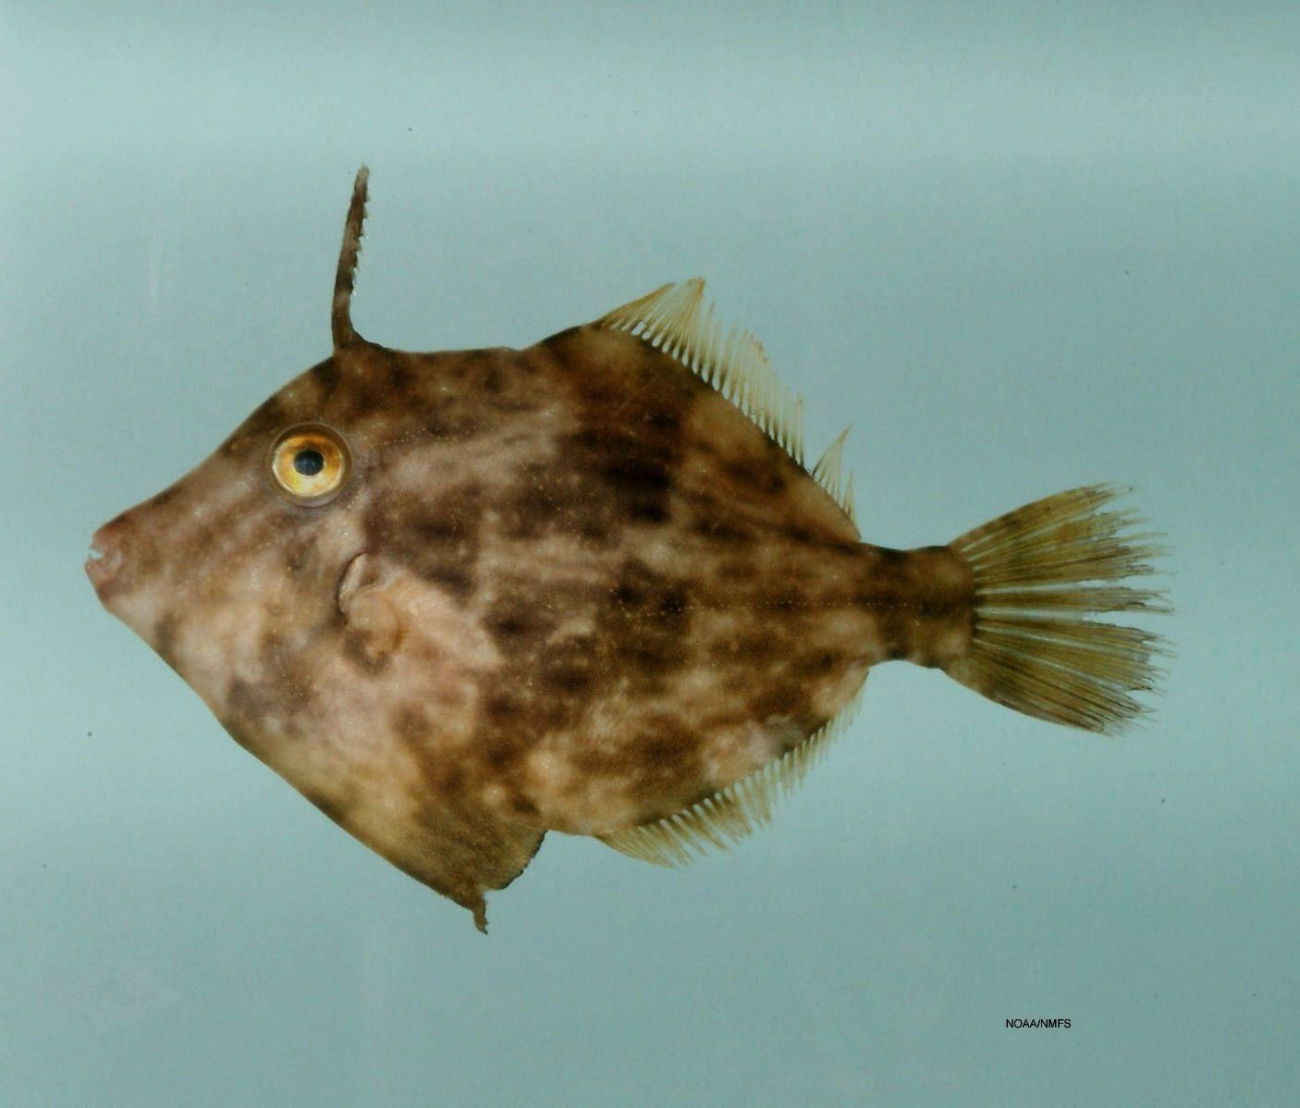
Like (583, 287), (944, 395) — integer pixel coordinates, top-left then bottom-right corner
(598, 684), (867, 867)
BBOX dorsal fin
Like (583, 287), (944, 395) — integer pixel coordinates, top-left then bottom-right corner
(597, 682), (867, 867)
(810, 428), (858, 528)
(332, 165), (370, 349)
(598, 280), (805, 464)
(597, 280), (857, 527)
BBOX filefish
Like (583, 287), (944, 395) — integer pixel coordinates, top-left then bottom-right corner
(86, 168), (1167, 931)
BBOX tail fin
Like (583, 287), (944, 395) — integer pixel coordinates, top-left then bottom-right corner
(943, 485), (1168, 733)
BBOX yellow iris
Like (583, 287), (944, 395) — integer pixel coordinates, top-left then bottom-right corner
(269, 424), (351, 506)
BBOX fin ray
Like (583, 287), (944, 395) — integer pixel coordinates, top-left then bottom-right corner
(945, 485), (1169, 733)
(598, 683), (867, 867)
(810, 428), (858, 526)
(597, 280), (859, 527)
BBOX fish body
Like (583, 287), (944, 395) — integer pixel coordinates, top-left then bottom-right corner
(87, 169), (1165, 930)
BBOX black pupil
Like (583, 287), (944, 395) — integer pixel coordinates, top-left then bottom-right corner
(293, 448), (326, 477)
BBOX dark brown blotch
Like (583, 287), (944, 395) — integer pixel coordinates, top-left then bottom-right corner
(386, 360), (414, 394)
(657, 586), (688, 618)
(539, 662), (595, 695)
(412, 511), (477, 545)
(481, 733), (521, 772)
(425, 564), (475, 599)
(542, 333), (696, 531)
(284, 540), (315, 576)
(230, 394), (290, 443)
(716, 558), (758, 582)
(792, 651), (839, 679)
(312, 360), (341, 396)
(600, 453), (673, 497)
(484, 689), (525, 724)
(392, 704), (431, 739)
(536, 637), (599, 695)
(424, 411), (486, 440)
(747, 685), (813, 725)
(722, 450), (788, 498)
(305, 791), (351, 827)
(499, 461), (617, 546)
(312, 348), (428, 424)
(340, 626), (392, 673)
(224, 677), (286, 738)
(573, 715), (707, 817)
(690, 516), (754, 545)
(578, 430), (675, 526)
(394, 705), (474, 797)
(152, 613), (180, 668)
(257, 625), (291, 674)
(484, 596), (557, 652)
(363, 486), (483, 601)
(643, 408), (682, 434)
(595, 559), (693, 687)
(732, 631), (788, 665)
(626, 498), (670, 524)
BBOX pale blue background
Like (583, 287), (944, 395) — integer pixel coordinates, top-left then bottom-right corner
(3, 4), (1298, 1105)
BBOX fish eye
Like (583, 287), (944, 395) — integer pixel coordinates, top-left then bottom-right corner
(269, 424), (352, 506)
(294, 449), (325, 476)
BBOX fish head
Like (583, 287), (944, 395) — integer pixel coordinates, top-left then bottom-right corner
(87, 345), (395, 746)
(85, 337), (550, 927)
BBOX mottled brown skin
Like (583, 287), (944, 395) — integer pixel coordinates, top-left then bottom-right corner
(89, 167), (1172, 927)
(88, 318), (974, 929)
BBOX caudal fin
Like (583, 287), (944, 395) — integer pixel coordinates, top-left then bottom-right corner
(943, 485), (1168, 733)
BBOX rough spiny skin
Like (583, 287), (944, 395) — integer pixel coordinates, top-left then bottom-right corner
(89, 322), (973, 928)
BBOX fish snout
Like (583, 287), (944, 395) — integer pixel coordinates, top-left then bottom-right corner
(86, 515), (133, 596)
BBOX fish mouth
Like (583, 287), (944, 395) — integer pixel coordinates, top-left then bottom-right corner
(86, 540), (116, 590)
(86, 517), (129, 598)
